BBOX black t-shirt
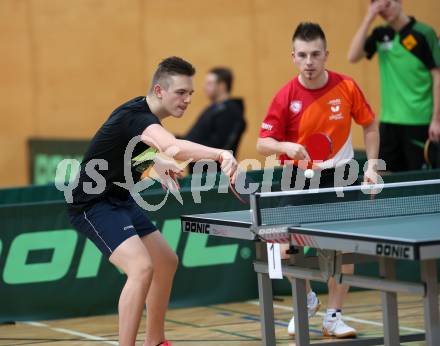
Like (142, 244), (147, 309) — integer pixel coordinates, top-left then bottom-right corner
(68, 96), (161, 213)
(185, 98), (245, 152)
(184, 98), (246, 174)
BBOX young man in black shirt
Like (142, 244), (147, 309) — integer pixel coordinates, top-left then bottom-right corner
(67, 57), (238, 346)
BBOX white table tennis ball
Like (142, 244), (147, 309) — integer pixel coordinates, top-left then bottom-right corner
(304, 169), (315, 179)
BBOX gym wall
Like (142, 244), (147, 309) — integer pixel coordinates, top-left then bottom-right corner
(1, 0), (438, 187)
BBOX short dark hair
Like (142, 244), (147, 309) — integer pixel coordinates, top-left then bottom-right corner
(292, 22), (327, 49)
(209, 67), (234, 93)
(150, 56), (195, 91)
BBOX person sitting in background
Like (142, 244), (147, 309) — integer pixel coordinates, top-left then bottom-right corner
(348, 0), (440, 172)
(184, 67), (246, 173)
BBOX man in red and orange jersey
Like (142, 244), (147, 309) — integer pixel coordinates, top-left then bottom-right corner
(257, 22), (380, 338)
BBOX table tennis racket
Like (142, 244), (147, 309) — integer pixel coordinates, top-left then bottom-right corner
(424, 139), (440, 169)
(229, 171), (257, 204)
(304, 132), (333, 168)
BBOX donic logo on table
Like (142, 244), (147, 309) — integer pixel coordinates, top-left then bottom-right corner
(184, 222), (210, 234)
(376, 243), (411, 259)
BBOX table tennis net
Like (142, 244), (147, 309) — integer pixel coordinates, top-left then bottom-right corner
(257, 180), (440, 226)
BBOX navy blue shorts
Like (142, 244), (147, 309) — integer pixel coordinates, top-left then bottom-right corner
(68, 196), (157, 258)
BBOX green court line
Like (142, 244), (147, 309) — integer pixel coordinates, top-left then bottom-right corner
(197, 320), (258, 328)
(208, 305), (290, 320)
(341, 300), (423, 315)
(210, 328), (260, 341)
(165, 318), (203, 328)
(208, 305), (292, 325)
(340, 298), (421, 310)
(166, 316), (257, 329)
(209, 330), (293, 344)
(208, 305), (260, 316)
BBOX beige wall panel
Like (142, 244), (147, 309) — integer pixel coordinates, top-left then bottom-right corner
(141, 0), (260, 162)
(0, 0), (33, 186)
(0, 136), (28, 187)
(30, 0), (145, 138)
(0, 0), (438, 186)
(0, 0), (33, 135)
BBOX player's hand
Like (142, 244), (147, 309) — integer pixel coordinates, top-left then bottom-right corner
(429, 118), (440, 142)
(363, 166), (378, 185)
(366, 0), (387, 22)
(218, 151), (238, 183)
(282, 142), (310, 161)
(152, 154), (184, 192)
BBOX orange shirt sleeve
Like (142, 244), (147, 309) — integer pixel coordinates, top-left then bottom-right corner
(348, 79), (376, 126)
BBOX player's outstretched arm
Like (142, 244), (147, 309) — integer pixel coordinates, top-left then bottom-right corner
(362, 119), (380, 183)
(141, 124), (237, 179)
(256, 137), (309, 160)
(429, 68), (440, 142)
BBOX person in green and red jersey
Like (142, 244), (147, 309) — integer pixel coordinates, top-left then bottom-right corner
(348, 0), (440, 171)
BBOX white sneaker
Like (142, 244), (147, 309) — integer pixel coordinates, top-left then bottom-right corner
(287, 292), (321, 336)
(322, 312), (357, 338)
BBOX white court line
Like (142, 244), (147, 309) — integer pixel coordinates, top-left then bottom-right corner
(23, 321), (118, 345)
(246, 300), (425, 333)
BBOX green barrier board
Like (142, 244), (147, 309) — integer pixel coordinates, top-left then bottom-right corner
(1, 168), (439, 321)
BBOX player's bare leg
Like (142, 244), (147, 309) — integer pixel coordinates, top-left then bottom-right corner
(323, 263), (356, 337)
(283, 244), (321, 335)
(141, 231), (178, 346)
(109, 236), (154, 346)
(282, 243), (314, 295)
(327, 263), (354, 309)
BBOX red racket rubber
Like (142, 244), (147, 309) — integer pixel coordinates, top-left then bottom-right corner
(304, 132), (333, 161)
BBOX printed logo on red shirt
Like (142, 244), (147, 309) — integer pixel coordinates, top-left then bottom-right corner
(261, 122), (273, 131)
(328, 98), (344, 121)
(289, 100), (302, 114)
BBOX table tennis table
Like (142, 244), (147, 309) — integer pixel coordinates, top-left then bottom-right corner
(181, 179), (440, 346)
